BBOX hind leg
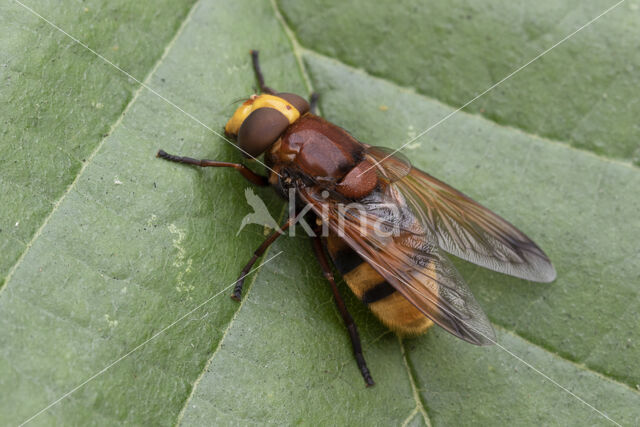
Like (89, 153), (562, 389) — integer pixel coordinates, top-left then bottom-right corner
(311, 234), (375, 387)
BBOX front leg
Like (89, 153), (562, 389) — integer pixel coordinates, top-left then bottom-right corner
(157, 149), (268, 186)
(232, 215), (299, 301)
(311, 234), (375, 387)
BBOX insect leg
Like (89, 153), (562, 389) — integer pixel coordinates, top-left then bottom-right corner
(231, 215), (298, 301)
(309, 92), (319, 115)
(156, 149), (268, 187)
(250, 50), (276, 95)
(311, 234), (375, 387)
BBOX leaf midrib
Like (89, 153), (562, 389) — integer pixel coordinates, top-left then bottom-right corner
(400, 337), (433, 427)
(300, 48), (638, 173)
(178, 0), (640, 420)
(0, 0), (203, 295)
(271, 10), (640, 395)
(275, 0), (638, 170)
(173, 216), (287, 426)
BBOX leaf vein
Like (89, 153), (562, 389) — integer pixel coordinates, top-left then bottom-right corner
(299, 48), (639, 172)
(0, 1), (197, 296)
(492, 323), (640, 397)
(271, 0), (316, 103)
(399, 337), (433, 427)
(174, 205), (287, 426)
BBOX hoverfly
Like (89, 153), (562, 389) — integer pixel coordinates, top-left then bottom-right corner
(157, 50), (556, 387)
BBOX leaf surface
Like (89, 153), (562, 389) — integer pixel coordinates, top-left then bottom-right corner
(1, 0), (639, 425)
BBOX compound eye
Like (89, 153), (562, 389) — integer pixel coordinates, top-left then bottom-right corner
(276, 92), (310, 115)
(237, 107), (289, 158)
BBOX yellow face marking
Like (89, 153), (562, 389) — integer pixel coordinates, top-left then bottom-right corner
(225, 94), (300, 135)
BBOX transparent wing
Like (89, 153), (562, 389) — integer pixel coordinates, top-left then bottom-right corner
(365, 146), (556, 283)
(299, 184), (496, 346)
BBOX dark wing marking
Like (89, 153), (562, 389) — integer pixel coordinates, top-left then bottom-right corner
(365, 146), (556, 283)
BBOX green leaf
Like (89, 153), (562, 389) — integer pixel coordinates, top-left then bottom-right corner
(0, 0), (198, 286)
(1, 0), (639, 425)
(278, 0), (640, 165)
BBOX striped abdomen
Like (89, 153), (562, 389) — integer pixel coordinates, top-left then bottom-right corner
(325, 233), (433, 336)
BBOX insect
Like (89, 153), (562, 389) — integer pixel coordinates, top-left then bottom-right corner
(157, 50), (556, 387)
